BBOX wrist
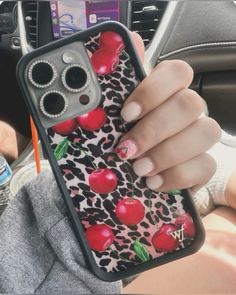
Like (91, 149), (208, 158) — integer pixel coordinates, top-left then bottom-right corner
(225, 169), (236, 210)
(206, 141), (236, 207)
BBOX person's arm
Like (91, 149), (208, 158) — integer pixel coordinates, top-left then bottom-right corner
(124, 206), (236, 294)
(225, 170), (236, 209)
(0, 121), (29, 163)
(197, 130), (236, 212)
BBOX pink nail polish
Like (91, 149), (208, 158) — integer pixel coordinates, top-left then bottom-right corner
(146, 174), (164, 190)
(115, 139), (138, 160)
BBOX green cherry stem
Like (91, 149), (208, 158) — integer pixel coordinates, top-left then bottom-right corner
(71, 142), (97, 170)
(168, 189), (182, 196)
(54, 138), (70, 161)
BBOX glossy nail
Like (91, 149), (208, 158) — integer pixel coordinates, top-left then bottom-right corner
(121, 101), (142, 122)
(146, 174), (164, 190)
(133, 157), (154, 176)
(115, 139), (138, 160)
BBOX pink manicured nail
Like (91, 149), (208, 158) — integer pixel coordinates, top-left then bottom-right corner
(121, 102), (142, 122)
(115, 139), (138, 160)
(146, 174), (164, 190)
(133, 157), (154, 176)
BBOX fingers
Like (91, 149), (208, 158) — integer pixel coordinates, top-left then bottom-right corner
(132, 117), (221, 177)
(116, 58), (221, 192)
(121, 60), (194, 122)
(130, 32), (145, 63)
(131, 117), (221, 192)
(146, 153), (217, 192)
(116, 88), (205, 159)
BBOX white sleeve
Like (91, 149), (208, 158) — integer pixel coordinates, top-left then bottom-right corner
(205, 130), (236, 206)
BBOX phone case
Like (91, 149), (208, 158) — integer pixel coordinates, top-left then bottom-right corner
(17, 21), (205, 282)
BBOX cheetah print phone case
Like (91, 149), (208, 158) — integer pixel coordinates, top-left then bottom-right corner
(17, 21), (204, 282)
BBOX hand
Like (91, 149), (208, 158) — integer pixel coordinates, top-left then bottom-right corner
(115, 32), (221, 193)
(0, 121), (29, 163)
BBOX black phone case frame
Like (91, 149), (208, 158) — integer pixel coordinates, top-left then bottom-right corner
(17, 21), (205, 282)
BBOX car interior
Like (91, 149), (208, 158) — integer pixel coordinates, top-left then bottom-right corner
(0, 1), (234, 149)
(1, 1), (236, 168)
(0, 0), (236, 292)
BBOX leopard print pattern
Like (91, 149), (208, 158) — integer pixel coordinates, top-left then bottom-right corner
(47, 32), (195, 273)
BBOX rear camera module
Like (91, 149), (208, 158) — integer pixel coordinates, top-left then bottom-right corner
(62, 64), (90, 92)
(39, 90), (68, 118)
(28, 60), (57, 88)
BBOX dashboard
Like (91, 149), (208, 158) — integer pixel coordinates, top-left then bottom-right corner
(17, 1), (170, 71)
(50, 1), (121, 39)
(0, 0), (173, 74)
(0, 1), (126, 49)
(0, 0), (171, 142)
(0, 1), (17, 34)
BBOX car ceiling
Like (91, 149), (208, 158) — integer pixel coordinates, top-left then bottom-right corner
(156, 1), (236, 135)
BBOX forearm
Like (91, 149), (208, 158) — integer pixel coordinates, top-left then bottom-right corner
(225, 169), (236, 210)
(205, 131), (236, 209)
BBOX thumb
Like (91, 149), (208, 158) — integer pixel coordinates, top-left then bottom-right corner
(130, 32), (145, 64)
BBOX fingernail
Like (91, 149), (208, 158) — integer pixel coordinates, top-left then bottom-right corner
(115, 139), (138, 160)
(133, 157), (154, 176)
(146, 175), (164, 190)
(121, 102), (142, 122)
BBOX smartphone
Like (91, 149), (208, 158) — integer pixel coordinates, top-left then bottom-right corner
(17, 21), (205, 282)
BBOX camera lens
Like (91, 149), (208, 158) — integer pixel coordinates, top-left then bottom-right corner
(40, 91), (68, 118)
(62, 64), (89, 92)
(28, 60), (57, 88)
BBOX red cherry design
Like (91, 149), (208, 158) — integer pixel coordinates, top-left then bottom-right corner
(152, 224), (180, 253)
(99, 31), (125, 54)
(175, 213), (196, 238)
(85, 224), (114, 252)
(76, 107), (107, 131)
(115, 197), (145, 226)
(91, 49), (119, 75)
(89, 168), (118, 194)
(115, 146), (128, 159)
(52, 118), (78, 135)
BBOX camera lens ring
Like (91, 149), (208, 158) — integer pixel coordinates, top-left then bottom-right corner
(39, 90), (68, 118)
(28, 59), (57, 89)
(62, 64), (90, 93)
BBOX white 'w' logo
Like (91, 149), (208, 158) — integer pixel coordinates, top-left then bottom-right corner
(170, 225), (184, 242)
